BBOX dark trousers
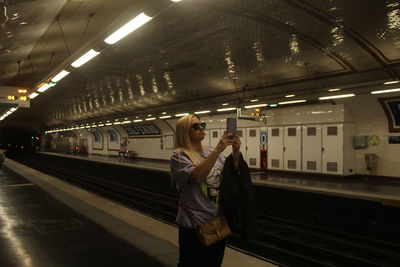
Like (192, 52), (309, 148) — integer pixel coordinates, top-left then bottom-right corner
(178, 225), (226, 267)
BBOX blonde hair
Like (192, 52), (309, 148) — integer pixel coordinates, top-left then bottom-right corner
(175, 114), (203, 164)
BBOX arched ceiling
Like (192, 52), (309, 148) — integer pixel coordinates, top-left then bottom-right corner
(1, 0), (399, 129)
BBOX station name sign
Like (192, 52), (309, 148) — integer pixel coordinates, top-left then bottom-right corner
(123, 123), (161, 137)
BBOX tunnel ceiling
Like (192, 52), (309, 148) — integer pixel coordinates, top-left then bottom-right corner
(0, 0), (399, 128)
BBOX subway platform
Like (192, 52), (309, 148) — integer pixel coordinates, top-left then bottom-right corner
(1, 157), (275, 267)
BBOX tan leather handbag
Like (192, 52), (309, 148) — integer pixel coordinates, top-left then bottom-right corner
(197, 216), (231, 246)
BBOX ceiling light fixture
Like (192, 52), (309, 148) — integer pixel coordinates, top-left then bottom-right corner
(328, 88), (341, 92)
(319, 94), (355, 100)
(222, 103), (229, 106)
(71, 49), (100, 68)
(278, 100), (306, 105)
(285, 94), (295, 98)
(51, 70), (70, 82)
(171, 0), (183, 2)
(244, 104), (268, 109)
(159, 115), (171, 119)
(29, 92), (39, 99)
(250, 99), (258, 102)
(175, 113), (189, 117)
(37, 83), (51, 92)
(145, 117), (156, 121)
(194, 110), (211, 114)
(104, 12), (152, 45)
(371, 88), (400, 94)
(133, 119), (143, 122)
(217, 107), (237, 112)
(384, 81), (399, 85)
(269, 104), (278, 107)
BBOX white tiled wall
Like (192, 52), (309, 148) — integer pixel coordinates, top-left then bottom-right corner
(265, 95), (400, 178)
(337, 94), (400, 178)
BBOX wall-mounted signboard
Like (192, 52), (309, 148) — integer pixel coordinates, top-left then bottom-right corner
(123, 123), (161, 137)
(0, 86), (30, 108)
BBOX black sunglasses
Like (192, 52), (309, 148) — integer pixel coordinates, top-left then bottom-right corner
(191, 122), (206, 130)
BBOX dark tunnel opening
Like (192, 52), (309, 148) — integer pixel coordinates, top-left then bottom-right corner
(0, 127), (41, 154)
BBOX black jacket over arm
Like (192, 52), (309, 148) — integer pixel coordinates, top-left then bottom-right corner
(220, 153), (258, 240)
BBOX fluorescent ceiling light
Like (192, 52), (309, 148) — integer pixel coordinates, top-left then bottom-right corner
(98, 124), (105, 127)
(162, 112), (167, 114)
(29, 92), (39, 99)
(52, 70), (70, 82)
(175, 113), (189, 117)
(250, 99), (258, 102)
(133, 119), (143, 122)
(319, 94), (355, 100)
(37, 83), (51, 92)
(328, 88), (341, 92)
(171, 0), (182, 2)
(104, 12), (152, 45)
(113, 122), (121, 124)
(10, 107), (17, 112)
(222, 103), (229, 106)
(384, 81), (399, 85)
(217, 107), (237, 112)
(105, 123), (112, 126)
(371, 88), (400, 94)
(194, 110), (211, 114)
(122, 120), (131, 124)
(71, 49), (100, 68)
(159, 115), (171, 119)
(285, 94), (295, 98)
(278, 100), (306, 105)
(145, 117), (156, 121)
(269, 104), (278, 107)
(244, 104), (268, 109)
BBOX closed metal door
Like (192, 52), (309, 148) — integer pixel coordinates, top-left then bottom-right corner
(322, 124), (343, 174)
(210, 129), (220, 150)
(302, 125), (322, 173)
(203, 130), (210, 148)
(284, 126), (302, 171)
(246, 128), (260, 168)
(268, 127), (283, 170)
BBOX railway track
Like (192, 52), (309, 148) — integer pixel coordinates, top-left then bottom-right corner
(7, 153), (400, 267)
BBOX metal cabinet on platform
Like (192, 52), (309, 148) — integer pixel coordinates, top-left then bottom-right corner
(321, 123), (355, 175)
(246, 128), (260, 168)
(267, 126), (284, 170)
(302, 125), (322, 173)
(283, 126), (302, 171)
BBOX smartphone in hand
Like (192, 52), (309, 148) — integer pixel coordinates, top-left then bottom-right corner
(226, 117), (237, 135)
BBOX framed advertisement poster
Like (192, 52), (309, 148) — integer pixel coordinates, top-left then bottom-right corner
(379, 97), (400, 133)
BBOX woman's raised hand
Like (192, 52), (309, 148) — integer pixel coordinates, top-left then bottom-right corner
(214, 133), (235, 153)
(232, 134), (241, 154)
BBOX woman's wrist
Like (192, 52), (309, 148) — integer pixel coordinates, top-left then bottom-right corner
(213, 147), (223, 154)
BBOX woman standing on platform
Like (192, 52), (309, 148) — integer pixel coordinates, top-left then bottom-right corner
(170, 114), (241, 267)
